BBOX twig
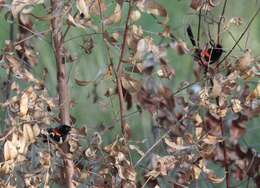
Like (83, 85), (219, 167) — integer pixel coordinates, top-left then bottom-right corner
(220, 118), (230, 188)
(141, 176), (152, 188)
(217, 0), (228, 44)
(134, 130), (170, 168)
(50, 0), (74, 187)
(116, 1), (132, 137)
(219, 6), (260, 64)
(14, 30), (50, 45)
(173, 81), (198, 95)
(62, 11), (78, 42)
(226, 30), (243, 51)
(0, 127), (15, 141)
(197, 8), (202, 47)
(3, 14), (15, 129)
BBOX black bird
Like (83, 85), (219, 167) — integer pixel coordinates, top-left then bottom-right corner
(46, 124), (71, 144)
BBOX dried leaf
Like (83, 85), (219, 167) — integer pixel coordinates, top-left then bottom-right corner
(157, 59), (175, 79)
(75, 78), (94, 86)
(195, 127), (203, 140)
(193, 160), (204, 179)
(11, 0), (44, 18)
(202, 134), (223, 145)
(4, 140), (18, 161)
(146, 155), (177, 177)
(39, 152), (51, 167)
(170, 40), (190, 55)
(67, 14), (85, 29)
(130, 10), (141, 22)
(76, 0), (90, 19)
(190, 0), (218, 11)
(206, 171), (225, 183)
(231, 99), (242, 113)
(129, 144), (145, 157)
(199, 88), (209, 106)
(224, 17), (243, 30)
(104, 3), (122, 25)
(23, 124), (36, 143)
(211, 77), (222, 97)
(137, 0), (167, 17)
(19, 92), (29, 117)
(121, 75), (141, 93)
(164, 138), (191, 153)
(194, 113), (202, 126)
(237, 50), (254, 72)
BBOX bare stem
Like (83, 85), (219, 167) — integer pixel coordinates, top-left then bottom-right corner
(116, 1), (132, 137)
(217, 0), (228, 44)
(50, 0), (74, 187)
(219, 6), (260, 64)
(220, 118), (230, 188)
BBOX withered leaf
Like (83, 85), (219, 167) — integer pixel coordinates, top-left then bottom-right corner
(121, 74), (141, 93)
(170, 40), (190, 55)
(19, 92), (29, 117)
(190, 0), (218, 11)
(130, 10), (141, 22)
(164, 138), (191, 153)
(137, 0), (167, 17)
(146, 155), (177, 177)
(231, 99), (242, 113)
(23, 124), (35, 143)
(206, 171), (225, 184)
(211, 77), (222, 97)
(224, 17), (243, 30)
(202, 134), (223, 145)
(76, 0), (90, 19)
(129, 144), (145, 157)
(74, 78), (94, 86)
(236, 50), (253, 72)
(4, 140), (18, 161)
(11, 0), (44, 18)
(157, 58), (175, 79)
(104, 3), (122, 25)
(67, 14), (85, 29)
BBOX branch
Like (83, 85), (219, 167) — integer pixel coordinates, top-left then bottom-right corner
(50, 1), (74, 187)
(116, 1), (132, 138)
(219, 6), (260, 65)
(134, 130), (170, 168)
(220, 118), (230, 188)
(217, 0), (228, 44)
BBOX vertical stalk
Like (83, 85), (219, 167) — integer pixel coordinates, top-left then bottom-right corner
(50, 1), (74, 187)
(220, 119), (230, 188)
(116, 1), (132, 137)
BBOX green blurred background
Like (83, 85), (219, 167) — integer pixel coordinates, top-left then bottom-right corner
(0, 0), (260, 187)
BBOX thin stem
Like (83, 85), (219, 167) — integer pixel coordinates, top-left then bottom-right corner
(217, 0), (228, 44)
(197, 8), (202, 47)
(50, 0), (74, 187)
(219, 6), (260, 65)
(226, 30), (243, 51)
(220, 118), (230, 188)
(116, 1), (132, 137)
(173, 81), (198, 95)
(62, 11), (78, 42)
(134, 130), (170, 168)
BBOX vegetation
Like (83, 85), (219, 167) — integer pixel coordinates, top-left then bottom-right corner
(0, 0), (259, 187)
